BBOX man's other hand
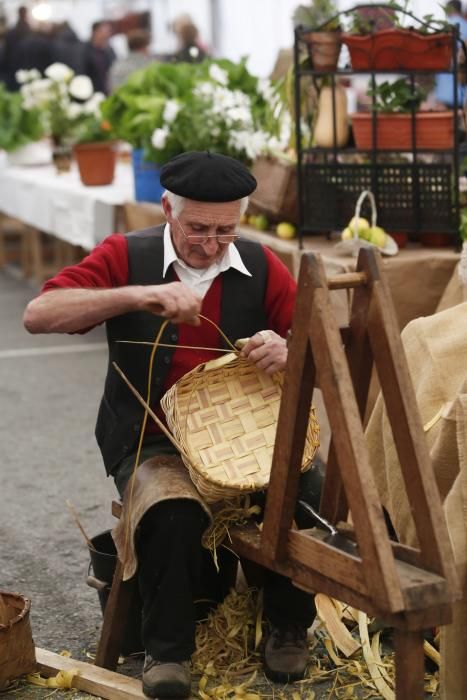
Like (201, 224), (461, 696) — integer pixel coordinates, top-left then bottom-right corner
(240, 330), (287, 374)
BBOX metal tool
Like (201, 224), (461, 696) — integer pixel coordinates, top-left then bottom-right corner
(297, 500), (359, 556)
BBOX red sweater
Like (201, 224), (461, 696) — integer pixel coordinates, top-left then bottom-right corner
(42, 233), (297, 430)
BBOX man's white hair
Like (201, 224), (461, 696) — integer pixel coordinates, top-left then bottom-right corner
(163, 190), (249, 217)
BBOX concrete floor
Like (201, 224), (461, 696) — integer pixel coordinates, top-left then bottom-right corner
(0, 268), (118, 697)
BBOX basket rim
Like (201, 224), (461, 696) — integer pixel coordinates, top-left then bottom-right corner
(0, 591), (31, 629)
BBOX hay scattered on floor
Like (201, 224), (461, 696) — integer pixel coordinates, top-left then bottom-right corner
(191, 589), (440, 699)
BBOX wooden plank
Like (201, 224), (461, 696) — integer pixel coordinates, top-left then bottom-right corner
(231, 524), (450, 625)
(367, 253), (459, 597)
(327, 271), (367, 290)
(95, 560), (137, 670)
(287, 529), (366, 595)
(394, 630), (425, 700)
(321, 250), (377, 523)
(306, 255), (404, 613)
(36, 647), (146, 700)
(261, 255), (317, 561)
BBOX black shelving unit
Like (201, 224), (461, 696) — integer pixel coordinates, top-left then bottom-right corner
(294, 3), (463, 246)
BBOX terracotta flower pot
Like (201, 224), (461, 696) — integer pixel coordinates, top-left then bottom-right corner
(343, 29), (452, 71)
(351, 111), (454, 150)
(74, 141), (117, 186)
(302, 30), (342, 72)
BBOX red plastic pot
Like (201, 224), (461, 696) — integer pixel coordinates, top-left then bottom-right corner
(343, 29), (452, 71)
(351, 111), (454, 150)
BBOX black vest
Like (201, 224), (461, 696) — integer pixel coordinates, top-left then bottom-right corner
(96, 226), (270, 474)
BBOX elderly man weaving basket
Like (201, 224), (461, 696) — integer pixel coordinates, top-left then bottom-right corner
(23, 151), (319, 699)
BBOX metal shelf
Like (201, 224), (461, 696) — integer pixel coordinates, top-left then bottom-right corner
(293, 2), (461, 244)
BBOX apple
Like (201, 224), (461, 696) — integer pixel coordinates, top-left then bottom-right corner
(255, 214), (269, 231)
(276, 221), (296, 239)
(368, 225), (387, 248)
(341, 227), (353, 241)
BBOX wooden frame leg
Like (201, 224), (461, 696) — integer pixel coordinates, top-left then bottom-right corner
(394, 628), (425, 700)
(94, 560), (139, 670)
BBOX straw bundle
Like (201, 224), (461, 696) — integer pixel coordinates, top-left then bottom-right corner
(0, 592), (36, 689)
(161, 352), (320, 503)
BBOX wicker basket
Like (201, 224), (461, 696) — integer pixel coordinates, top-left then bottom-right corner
(161, 352), (320, 503)
(0, 592), (36, 689)
(334, 190), (398, 258)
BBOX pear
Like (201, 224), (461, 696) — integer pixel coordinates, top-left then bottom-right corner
(348, 216), (370, 239)
(368, 225), (387, 248)
(341, 227), (353, 241)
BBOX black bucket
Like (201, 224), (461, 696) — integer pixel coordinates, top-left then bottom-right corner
(87, 530), (143, 655)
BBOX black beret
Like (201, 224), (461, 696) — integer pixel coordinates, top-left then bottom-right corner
(159, 151), (257, 202)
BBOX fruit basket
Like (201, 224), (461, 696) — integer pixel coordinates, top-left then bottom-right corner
(334, 190), (399, 258)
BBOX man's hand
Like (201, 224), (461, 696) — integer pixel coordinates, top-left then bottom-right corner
(139, 282), (202, 325)
(240, 330), (287, 374)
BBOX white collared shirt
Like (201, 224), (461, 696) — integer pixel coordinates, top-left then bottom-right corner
(162, 223), (251, 298)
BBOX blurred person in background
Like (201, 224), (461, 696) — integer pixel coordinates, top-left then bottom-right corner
(433, 0), (467, 108)
(51, 21), (86, 74)
(0, 5), (31, 88)
(83, 20), (115, 94)
(109, 28), (153, 92)
(171, 14), (209, 63)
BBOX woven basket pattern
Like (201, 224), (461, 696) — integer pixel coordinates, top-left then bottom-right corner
(161, 354), (320, 503)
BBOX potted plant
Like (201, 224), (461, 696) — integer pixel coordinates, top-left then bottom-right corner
(17, 63), (104, 173)
(293, 0), (342, 71)
(101, 58), (289, 202)
(73, 110), (117, 186)
(0, 81), (47, 165)
(351, 78), (454, 150)
(342, 4), (454, 71)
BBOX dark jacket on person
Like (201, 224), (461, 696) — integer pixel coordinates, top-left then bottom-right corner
(95, 227), (269, 475)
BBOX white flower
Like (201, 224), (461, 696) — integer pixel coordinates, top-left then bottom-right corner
(257, 78), (275, 102)
(15, 69), (30, 84)
(82, 92), (105, 115)
(194, 82), (215, 98)
(209, 64), (229, 86)
(151, 127), (169, 150)
(69, 75), (93, 101)
(67, 102), (84, 119)
(44, 62), (74, 82)
(28, 68), (41, 81)
(163, 99), (180, 124)
(229, 129), (270, 161)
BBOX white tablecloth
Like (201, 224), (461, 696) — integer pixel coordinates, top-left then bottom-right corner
(0, 157), (134, 250)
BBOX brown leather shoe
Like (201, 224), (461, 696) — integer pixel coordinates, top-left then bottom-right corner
(142, 654), (191, 698)
(263, 623), (309, 682)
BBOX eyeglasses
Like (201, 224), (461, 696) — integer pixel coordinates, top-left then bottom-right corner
(175, 216), (239, 245)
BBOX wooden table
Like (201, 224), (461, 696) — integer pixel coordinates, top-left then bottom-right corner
(0, 158), (134, 283)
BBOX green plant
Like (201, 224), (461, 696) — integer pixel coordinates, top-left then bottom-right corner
(292, 0), (340, 31)
(0, 83), (44, 151)
(73, 111), (115, 144)
(18, 64), (105, 145)
(367, 78), (428, 112)
(460, 208), (467, 241)
(101, 58), (289, 166)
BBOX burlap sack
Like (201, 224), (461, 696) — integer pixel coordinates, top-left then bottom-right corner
(365, 302), (467, 700)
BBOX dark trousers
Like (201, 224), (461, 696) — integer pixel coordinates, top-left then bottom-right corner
(114, 442), (322, 662)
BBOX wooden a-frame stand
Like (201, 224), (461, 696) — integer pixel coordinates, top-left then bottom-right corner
(87, 248), (459, 700)
(230, 248), (459, 699)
